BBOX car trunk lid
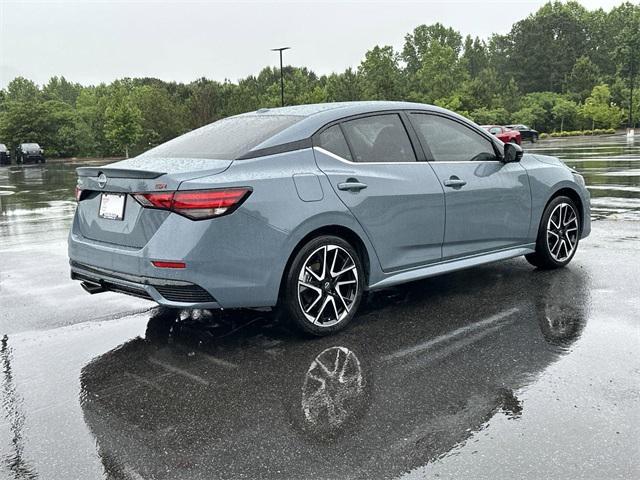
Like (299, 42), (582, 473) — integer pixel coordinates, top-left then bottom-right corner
(75, 157), (233, 248)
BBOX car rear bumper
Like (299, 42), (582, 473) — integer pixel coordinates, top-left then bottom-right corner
(70, 260), (222, 308)
(22, 154), (44, 163)
(68, 206), (289, 309)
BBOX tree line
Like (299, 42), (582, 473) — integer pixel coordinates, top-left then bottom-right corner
(0, 1), (637, 158)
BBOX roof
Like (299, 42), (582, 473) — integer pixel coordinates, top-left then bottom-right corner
(241, 101), (468, 153)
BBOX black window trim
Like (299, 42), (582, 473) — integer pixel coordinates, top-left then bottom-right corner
(406, 110), (504, 163)
(312, 110), (425, 164)
(236, 138), (313, 160)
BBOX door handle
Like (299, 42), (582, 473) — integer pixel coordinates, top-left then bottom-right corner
(337, 180), (368, 192)
(443, 176), (467, 188)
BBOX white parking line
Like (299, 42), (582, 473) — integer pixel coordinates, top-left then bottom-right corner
(382, 307), (520, 362)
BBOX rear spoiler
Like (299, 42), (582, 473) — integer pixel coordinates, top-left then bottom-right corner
(76, 167), (165, 179)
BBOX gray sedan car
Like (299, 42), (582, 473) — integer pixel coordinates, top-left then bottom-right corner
(69, 101), (590, 335)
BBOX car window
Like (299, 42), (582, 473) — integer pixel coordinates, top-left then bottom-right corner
(489, 127), (502, 135)
(141, 114), (303, 160)
(0, 144), (6, 151)
(316, 125), (353, 161)
(340, 114), (416, 163)
(410, 114), (498, 162)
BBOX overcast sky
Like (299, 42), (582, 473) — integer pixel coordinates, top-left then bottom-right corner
(0, 0), (625, 89)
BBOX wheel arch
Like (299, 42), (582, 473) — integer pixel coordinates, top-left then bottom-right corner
(546, 186), (585, 234)
(277, 224), (373, 303)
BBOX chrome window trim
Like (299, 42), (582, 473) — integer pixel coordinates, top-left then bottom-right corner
(313, 146), (423, 166)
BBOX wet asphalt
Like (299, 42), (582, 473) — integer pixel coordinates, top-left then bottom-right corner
(0, 136), (638, 479)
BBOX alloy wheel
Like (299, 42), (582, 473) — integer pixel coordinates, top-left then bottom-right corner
(546, 202), (579, 262)
(297, 245), (359, 327)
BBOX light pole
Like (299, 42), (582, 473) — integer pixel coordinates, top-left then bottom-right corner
(271, 47), (290, 107)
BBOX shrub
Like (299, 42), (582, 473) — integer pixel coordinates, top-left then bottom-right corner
(548, 128), (615, 138)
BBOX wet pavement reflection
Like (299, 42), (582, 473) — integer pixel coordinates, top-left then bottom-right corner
(77, 265), (591, 479)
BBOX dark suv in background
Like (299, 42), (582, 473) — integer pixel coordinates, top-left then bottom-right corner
(16, 143), (45, 164)
(506, 124), (539, 143)
(0, 144), (10, 165)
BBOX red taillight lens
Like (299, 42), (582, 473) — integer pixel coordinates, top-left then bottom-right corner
(134, 192), (173, 209)
(133, 188), (251, 220)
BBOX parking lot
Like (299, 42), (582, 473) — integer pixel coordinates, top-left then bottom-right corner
(0, 136), (638, 479)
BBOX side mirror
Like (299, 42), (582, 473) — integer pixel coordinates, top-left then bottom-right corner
(504, 142), (523, 163)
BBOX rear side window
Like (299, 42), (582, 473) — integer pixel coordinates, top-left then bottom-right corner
(411, 114), (497, 162)
(341, 114), (416, 163)
(141, 115), (302, 160)
(316, 125), (352, 161)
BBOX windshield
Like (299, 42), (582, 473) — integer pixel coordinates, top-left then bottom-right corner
(22, 143), (40, 149)
(141, 114), (303, 160)
(0, 144), (6, 152)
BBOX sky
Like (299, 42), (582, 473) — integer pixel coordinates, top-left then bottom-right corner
(0, 0), (626, 89)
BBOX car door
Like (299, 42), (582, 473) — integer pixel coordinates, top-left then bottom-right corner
(408, 112), (531, 259)
(313, 113), (445, 272)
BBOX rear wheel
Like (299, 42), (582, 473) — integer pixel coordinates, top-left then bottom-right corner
(281, 235), (364, 336)
(531, 135), (538, 143)
(526, 196), (580, 269)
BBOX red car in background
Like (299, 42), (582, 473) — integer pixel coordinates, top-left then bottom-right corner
(481, 125), (522, 145)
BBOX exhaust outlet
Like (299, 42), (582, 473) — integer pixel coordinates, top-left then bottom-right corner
(81, 280), (106, 295)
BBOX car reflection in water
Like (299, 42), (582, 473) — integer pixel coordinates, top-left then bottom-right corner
(80, 263), (589, 479)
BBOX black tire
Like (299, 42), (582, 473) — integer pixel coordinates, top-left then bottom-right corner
(526, 195), (580, 269)
(280, 235), (364, 336)
(531, 135), (538, 143)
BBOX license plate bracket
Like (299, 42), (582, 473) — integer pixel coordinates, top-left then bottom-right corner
(99, 193), (126, 221)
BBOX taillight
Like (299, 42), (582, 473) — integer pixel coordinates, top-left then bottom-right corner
(133, 188), (251, 220)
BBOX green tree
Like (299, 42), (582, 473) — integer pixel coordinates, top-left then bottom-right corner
(469, 107), (508, 125)
(42, 76), (82, 106)
(552, 97), (579, 131)
(4, 77), (40, 103)
(461, 35), (489, 77)
(579, 84), (624, 129)
(402, 24), (466, 103)
(325, 69), (362, 102)
(131, 84), (187, 153)
(104, 101), (143, 158)
(566, 56), (601, 101)
(495, 1), (591, 93)
(358, 46), (404, 100)
(612, 2), (640, 126)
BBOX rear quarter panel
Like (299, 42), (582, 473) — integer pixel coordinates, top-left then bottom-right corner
(178, 149), (382, 307)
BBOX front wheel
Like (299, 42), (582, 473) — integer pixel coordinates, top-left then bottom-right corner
(526, 196), (580, 269)
(280, 235), (364, 336)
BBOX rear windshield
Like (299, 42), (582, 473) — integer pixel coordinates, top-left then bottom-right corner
(141, 115), (303, 160)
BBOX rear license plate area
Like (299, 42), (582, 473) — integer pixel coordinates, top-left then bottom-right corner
(99, 193), (126, 220)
